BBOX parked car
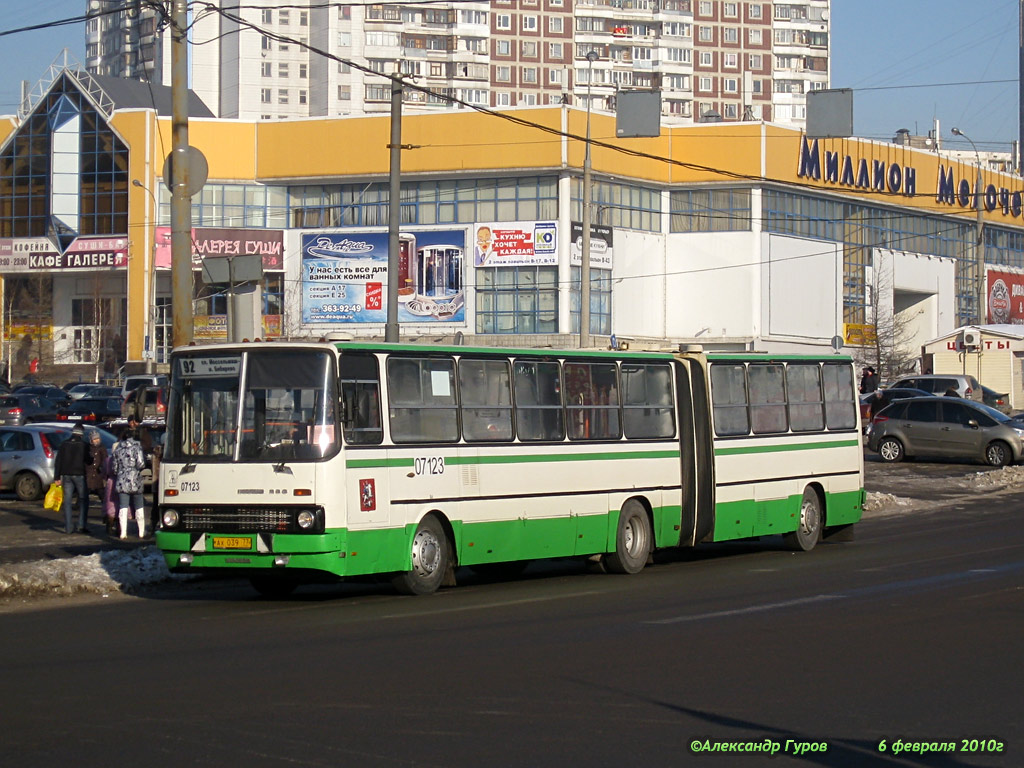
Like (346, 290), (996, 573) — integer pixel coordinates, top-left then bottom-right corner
(122, 385), (167, 421)
(0, 424), (116, 501)
(859, 387), (931, 426)
(889, 374), (983, 402)
(65, 383), (105, 401)
(121, 374), (168, 400)
(56, 396), (125, 424)
(981, 385), (1012, 414)
(0, 393), (59, 426)
(867, 396), (1024, 466)
(13, 385), (71, 407)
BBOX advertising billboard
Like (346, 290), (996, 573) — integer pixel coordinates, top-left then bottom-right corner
(987, 268), (1024, 324)
(301, 230), (466, 324)
(0, 237), (128, 272)
(569, 222), (614, 268)
(472, 221), (557, 267)
(155, 227), (284, 270)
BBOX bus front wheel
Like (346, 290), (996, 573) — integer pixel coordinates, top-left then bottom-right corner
(603, 500), (652, 574)
(783, 487), (822, 552)
(393, 515), (449, 595)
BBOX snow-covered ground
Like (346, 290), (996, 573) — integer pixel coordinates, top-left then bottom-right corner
(0, 546), (182, 601)
(3, 465), (1024, 603)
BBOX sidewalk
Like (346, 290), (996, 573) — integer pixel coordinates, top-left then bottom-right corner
(0, 493), (153, 567)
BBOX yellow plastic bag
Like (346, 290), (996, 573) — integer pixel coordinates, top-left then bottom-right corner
(44, 482), (63, 512)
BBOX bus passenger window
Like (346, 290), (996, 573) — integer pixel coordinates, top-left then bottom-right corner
(459, 358), (513, 442)
(711, 364), (749, 436)
(787, 364), (824, 432)
(622, 363), (675, 439)
(565, 362), (620, 440)
(823, 363), (856, 430)
(340, 354), (383, 445)
(387, 357), (458, 443)
(514, 360), (564, 441)
(748, 364), (787, 434)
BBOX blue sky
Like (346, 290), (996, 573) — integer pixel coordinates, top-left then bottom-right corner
(0, 0), (1020, 155)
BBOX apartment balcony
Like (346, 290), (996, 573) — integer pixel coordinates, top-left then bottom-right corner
(653, 0), (694, 18)
(575, 30), (613, 46)
(363, 44), (404, 59)
(364, 8), (403, 24)
(576, 0), (661, 16)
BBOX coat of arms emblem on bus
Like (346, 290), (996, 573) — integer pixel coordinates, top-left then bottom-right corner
(359, 479), (376, 512)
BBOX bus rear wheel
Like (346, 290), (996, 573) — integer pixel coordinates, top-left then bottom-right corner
(783, 487), (822, 552)
(393, 515), (449, 595)
(603, 500), (652, 574)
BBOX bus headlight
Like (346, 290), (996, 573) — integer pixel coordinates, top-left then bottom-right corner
(162, 509), (181, 529)
(296, 509), (316, 530)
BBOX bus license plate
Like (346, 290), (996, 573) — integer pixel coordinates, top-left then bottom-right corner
(212, 536), (252, 550)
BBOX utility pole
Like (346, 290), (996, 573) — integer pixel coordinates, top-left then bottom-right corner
(385, 77), (403, 343)
(952, 127), (986, 324)
(580, 51), (599, 348)
(170, 0), (193, 348)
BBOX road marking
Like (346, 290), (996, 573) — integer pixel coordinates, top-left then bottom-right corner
(645, 594), (843, 625)
(648, 561), (1024, 625)
(380, 590), (603, 620)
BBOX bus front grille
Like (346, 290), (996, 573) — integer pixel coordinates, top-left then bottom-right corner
(180, 506), (296, 533)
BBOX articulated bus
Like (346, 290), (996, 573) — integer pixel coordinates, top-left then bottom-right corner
(155, 341), (864, 596)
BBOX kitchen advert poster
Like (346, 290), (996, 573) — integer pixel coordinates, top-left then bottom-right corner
(301, 230), (466, 324)
(473, 221), (557, 267)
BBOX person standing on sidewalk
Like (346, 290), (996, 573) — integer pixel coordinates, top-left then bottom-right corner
(127, 414), (161, 532)
(112, 428), (147, 539)
(55, 424), (93, 534)
(84, 430), (114, 535)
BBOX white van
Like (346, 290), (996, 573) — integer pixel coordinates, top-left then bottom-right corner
(121, 374), (168, 400)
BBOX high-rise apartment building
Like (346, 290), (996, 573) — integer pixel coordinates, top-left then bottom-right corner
(85, 0), (829, 126)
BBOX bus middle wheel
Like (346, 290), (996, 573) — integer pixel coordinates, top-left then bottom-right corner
(603, 500), (652, 574)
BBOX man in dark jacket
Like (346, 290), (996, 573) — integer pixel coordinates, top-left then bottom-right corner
(859, 366), (879, 394)
(55, 423), (93, 534)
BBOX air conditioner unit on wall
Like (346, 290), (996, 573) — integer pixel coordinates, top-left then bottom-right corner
(962, 329), (981, 348)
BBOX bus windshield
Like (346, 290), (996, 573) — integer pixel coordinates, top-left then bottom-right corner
(166, 349), (338, 462)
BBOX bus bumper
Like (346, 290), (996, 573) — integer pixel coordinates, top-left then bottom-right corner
(156, 530), (350, 577)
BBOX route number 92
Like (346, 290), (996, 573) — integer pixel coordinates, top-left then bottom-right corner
(414, 457), (444, 476)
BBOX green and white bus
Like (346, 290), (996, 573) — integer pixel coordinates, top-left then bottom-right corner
(155, 341), (864, 596)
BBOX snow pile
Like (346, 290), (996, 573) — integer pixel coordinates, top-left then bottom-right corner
(864, 492), (914, 513)
(961, 464), (1024, 491)
(0, 546), (174, 598)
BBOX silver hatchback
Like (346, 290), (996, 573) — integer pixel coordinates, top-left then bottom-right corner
(867, 396), (1024, 466)
(0, 425), (117, 501)
(0, 426), (65, 500)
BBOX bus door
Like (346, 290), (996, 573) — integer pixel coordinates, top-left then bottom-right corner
(340, 353), (389, 527)
(674, 356), (715, 546)
(384, 355), (461, 530)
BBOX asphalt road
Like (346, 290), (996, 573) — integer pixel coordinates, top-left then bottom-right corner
(0, 472), (1020, 768)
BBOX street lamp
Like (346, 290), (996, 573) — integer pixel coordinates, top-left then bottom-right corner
(132, 179), (159, 374)
(951, 127), (986, 324)
(580, 50), (599, 348)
